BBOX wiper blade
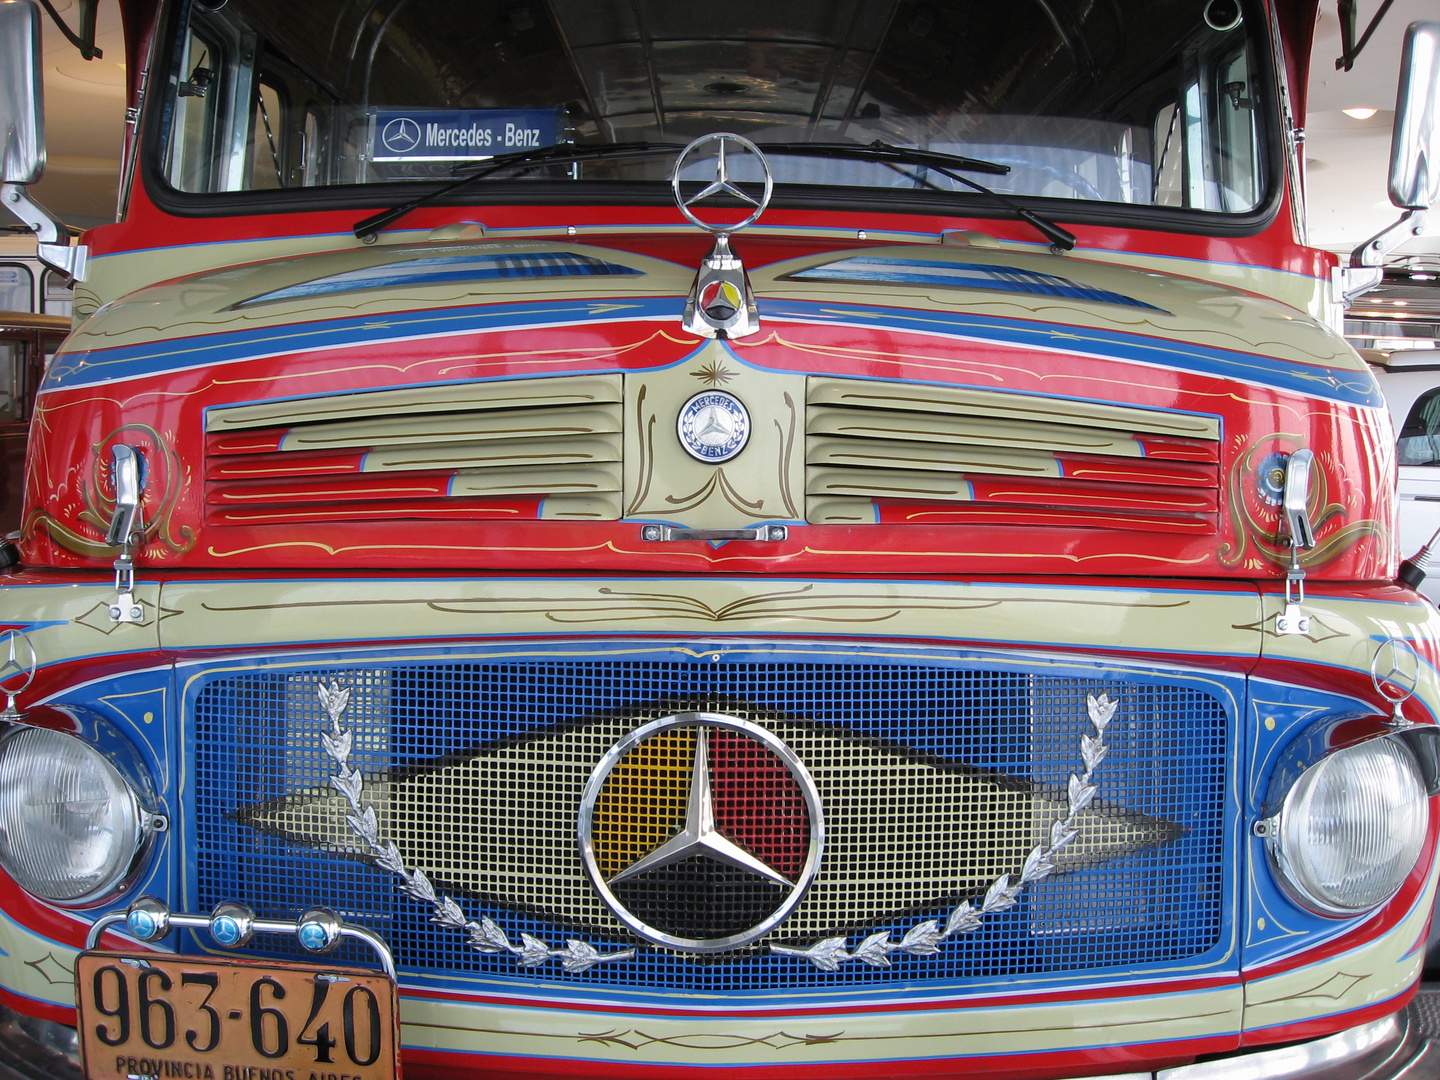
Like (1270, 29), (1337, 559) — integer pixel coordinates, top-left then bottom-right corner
(759, 139), (1076, 252)
(754, 141), (1010, 177)
(352, 141), (683, 241)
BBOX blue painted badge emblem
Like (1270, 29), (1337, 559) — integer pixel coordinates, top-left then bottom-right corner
(677, 390), (750, 463)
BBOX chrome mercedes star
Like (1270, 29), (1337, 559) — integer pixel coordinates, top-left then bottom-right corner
(610, 727), (793, 888)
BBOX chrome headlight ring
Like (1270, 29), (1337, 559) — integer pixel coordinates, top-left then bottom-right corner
(1259, 726), (1432, 919)
(0, 714), (166, 907)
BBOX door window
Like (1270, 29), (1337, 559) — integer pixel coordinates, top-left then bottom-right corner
(0, 265), (33, 313)
(1398, 387), (1440, 466)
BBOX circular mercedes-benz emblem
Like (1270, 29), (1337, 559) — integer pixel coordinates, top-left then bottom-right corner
(578, 713), (823, 953)
(381, 117), (421, 154)
(677, 390), (750, 463)
(671, 133), (773, 235)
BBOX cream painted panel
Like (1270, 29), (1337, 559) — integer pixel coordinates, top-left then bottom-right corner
(0, 581), (160, 667)
(808, 408), (1148, 456)
(206, 374), (623, 431)
(156, 578), (1263, 659)
(395, 983), (1242, 1068)
(72, 240), (690, 348)
(0, 912), (81, 1010)
(1258, 592), (1440, 705)
(808, 377), (1221, 440)
(757, 245), (1356, 373)
(623, 341), (808, 528)
(807, 437), (1064, 476)
(1242, 870), (1436, 1029)
(362, 436), (620, 472)
(278, 404), (622, 451)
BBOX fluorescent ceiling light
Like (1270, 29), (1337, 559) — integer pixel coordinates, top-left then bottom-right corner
(1342, 107), (1378, 119)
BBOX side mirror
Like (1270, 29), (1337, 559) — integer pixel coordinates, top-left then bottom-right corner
(0, 0), (44, 185)
(1390, 21), (1440, 211)
(0, 0), (87, 282)
(1345, 21), (1440, 300)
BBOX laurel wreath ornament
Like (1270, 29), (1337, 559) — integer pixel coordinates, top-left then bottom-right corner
(319, 680), (1115, 975)
(770, 692), (1117, 971)
(317, 680), (636, 973)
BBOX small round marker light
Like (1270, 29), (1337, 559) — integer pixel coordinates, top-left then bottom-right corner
(209, 902), (256, 948)
(125, 897), (171, 942)
(296, 908), (341, 953)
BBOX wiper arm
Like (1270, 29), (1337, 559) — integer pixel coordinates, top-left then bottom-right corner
(758, 139), (1076, 252)
(352, 141), (683, 241)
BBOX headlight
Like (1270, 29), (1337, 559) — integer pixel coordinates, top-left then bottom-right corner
(0, 726), (147, 904)
(1268, 737), (1429, 917)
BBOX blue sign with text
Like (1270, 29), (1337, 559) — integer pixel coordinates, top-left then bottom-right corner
(370, 108), (560, 162)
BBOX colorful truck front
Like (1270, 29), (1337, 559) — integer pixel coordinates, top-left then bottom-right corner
(3, 0), (1440, 1078)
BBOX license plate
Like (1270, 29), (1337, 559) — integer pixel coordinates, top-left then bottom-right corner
(76, 952), (399, 1080)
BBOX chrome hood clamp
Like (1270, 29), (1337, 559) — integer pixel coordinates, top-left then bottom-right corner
(672, 133), (772, 340)
(105, 445), (145, 624)
(1275, 449), (1317, 636)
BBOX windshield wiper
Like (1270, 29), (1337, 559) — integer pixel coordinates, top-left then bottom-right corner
(353, 137), (1076, 252)
(758, 140), (1076, 251)
(352, 142), (683, 241)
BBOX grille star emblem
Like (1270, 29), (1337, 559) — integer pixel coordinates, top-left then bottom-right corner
(610, 727), (793, 888)
(579, 713), (824, 952)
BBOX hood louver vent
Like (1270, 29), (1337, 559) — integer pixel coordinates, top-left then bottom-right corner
(204, 375), (623, 526)
(806, 378), (1220, 533)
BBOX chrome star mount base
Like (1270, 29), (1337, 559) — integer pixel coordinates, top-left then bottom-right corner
(673, 133), (772, 340)
(771, 693), (1118, 971)
(318, 680), (636, 974)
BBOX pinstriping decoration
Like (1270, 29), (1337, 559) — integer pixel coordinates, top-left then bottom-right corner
(790, 257), (1162, 310)
(236, 252), (641, 307)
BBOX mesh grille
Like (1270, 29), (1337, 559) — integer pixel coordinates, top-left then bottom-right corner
(191, 653), (1228, 991)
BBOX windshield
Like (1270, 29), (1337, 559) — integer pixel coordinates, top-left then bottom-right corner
(155, 0), (1274, 217)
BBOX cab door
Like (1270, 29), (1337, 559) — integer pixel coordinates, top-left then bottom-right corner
(0, 320), (66, 536)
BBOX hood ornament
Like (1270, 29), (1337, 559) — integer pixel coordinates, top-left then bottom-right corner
(1372, 637), (1420, 726)
(0, 630), (37, 721)
(672, 133), (772, 340)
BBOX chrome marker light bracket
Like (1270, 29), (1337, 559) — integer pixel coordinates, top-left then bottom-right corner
(672, 133), (772, 340)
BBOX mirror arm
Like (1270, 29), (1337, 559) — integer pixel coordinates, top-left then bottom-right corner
(1352, 208), (1429, 270)
(33, 0), (101, 60)
(0, 184), (88, 282)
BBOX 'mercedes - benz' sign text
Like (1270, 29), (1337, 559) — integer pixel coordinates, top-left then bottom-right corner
(370, 109), (559, 162)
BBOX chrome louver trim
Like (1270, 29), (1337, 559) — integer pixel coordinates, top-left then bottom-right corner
(805, 377), (1221, 530)
(204, 374), (624, 524)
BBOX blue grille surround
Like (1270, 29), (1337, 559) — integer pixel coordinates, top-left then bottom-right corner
(187, 642), (1231, 994)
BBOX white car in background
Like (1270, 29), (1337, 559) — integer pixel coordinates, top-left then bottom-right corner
(1370, 347), (1440, 603)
